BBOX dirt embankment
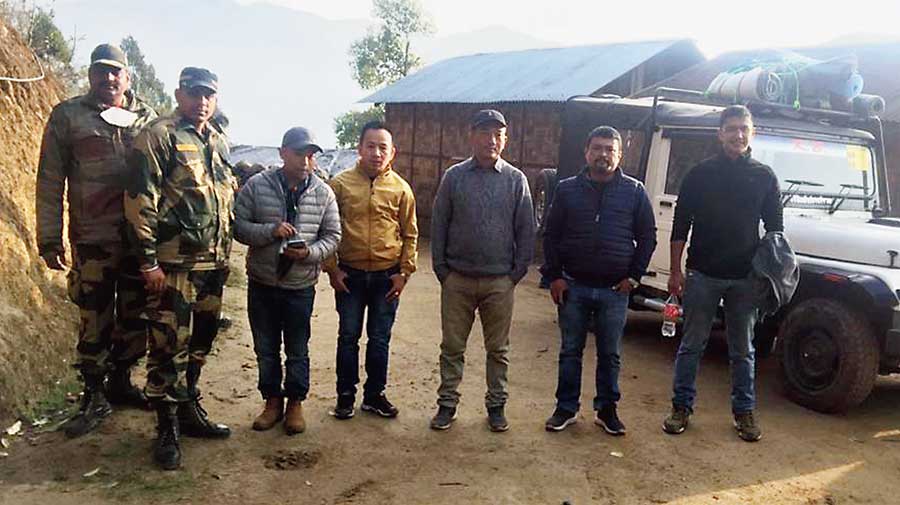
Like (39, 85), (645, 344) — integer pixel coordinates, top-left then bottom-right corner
(0, 18), (78, 420)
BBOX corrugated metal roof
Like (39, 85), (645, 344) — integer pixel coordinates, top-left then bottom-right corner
(360, 40), (688, 104)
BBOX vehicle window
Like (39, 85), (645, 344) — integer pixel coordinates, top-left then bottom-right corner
(664, 132), (879, 211)
(619, 130), (645, 180)
(753, 135), (877, 211)
(664, 133), (719, 195)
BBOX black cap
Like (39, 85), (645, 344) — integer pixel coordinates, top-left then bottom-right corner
(470, 109), (507, 129)
(90, 43), (127, 69)
(179, 67), (218, 92)
(281, 127), (322, 153)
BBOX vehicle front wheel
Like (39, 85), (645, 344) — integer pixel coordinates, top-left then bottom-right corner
(777, 298), (878, 413)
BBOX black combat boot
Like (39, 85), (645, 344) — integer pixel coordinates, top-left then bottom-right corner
(177, 362), (230, 439)
(64, 374), (113, 438)
(154, 402), (181, 470)
(105, 364), (150, 410)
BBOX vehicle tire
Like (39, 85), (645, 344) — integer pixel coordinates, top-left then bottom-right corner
(777, 298), (878, 413)
(535, 168), (558, 233)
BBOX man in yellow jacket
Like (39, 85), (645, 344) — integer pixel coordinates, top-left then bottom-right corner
(324, 121), (417, 420)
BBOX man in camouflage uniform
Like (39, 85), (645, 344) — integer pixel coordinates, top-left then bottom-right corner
(36, 43), (157, 438)
(125, 67), (235, 470)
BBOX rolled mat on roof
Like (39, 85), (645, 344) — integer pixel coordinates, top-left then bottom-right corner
(706, 52), (870, 113)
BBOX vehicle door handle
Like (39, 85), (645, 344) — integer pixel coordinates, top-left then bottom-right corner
(660, 201), (673, 208)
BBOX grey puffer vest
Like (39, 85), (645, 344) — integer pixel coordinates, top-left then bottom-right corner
(234, 168), (341, 289)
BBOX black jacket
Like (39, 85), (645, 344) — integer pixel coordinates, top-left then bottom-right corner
(752, 232), (799, 317)
(542, 169), (657, 287)
(672, 149), (783, 279)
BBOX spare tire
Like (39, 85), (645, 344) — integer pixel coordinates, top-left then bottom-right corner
(777, 298), (878, 413)
(535, 168), (558, 233)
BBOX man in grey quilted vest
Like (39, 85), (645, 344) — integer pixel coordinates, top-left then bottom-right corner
(234, 127), (341, 435)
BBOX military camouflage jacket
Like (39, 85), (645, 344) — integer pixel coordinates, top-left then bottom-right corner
(124, 114), (237, 271)
(36, 91), (157, 255)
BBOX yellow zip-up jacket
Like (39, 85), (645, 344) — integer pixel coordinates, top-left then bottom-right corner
(325, 163), (417, 276)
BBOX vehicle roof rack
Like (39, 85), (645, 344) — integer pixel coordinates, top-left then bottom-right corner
(651, 87), (874, 125)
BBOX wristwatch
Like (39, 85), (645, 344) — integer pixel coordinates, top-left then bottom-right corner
(627, 278), (640, 289)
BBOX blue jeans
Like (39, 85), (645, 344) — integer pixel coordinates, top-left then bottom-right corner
(671, 270), (757, 414)
(247, 281), (315, 400)
(555, 281), (629, 413)
(335, 265), (400, 400)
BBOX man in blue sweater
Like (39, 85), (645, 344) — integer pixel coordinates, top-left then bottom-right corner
(430, 110), (535, 432)
(542, 126), (656, 434)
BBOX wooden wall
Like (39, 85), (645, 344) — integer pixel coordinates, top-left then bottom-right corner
(386, 102), (563, 233)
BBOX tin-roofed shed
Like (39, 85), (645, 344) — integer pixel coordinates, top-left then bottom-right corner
(361, 39), (705, 231)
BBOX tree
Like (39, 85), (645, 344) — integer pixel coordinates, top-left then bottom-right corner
(28, 8), (71, 64)
(1, 1), (82, 93)
(349, 0), (434, 90)
(333, 105), (385, 149)
(335, 0), (432, 145)
(120, 35), (173, 114)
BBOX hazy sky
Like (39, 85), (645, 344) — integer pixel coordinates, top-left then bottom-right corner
(44, 0), (899, 146)
(242, 0), (900, 56)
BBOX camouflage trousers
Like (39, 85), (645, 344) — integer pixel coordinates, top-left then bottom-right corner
(67, 244), (149, 377)
(143, 268), (228, 402)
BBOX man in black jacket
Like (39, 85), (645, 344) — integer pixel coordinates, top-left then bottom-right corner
(542, 126), (656, 434)
(662, 105), (783, 442)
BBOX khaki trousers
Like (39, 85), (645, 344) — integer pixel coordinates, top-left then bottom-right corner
(437, 271), (515, 408)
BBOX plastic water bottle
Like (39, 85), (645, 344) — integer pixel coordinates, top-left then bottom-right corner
(661, 295), (680, 338)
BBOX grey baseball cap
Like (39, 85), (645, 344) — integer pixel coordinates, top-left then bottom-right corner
(179, 67), (218, 92)
(281, 127), (322, 153)
(471, 109), (507, 129)
(90, 43), (128, 69)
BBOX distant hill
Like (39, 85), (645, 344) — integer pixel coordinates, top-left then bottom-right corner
(52, 0), (552, 147)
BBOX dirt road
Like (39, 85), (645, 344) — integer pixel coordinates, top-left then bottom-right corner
(2, 246), (900, 505)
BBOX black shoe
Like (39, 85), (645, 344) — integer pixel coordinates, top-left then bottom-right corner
(105, 366), (150, 410)
(733, 411), (762, 442)
(662, 405), (692, 435)
(177, 399), (231, 439)
(487, 406), (509, 432)
(64, 378), (113, 439)
(430, 405), (457, 430)
(545, 408), (577, 432)
(594, 404), (626, 436)
(361, 393), (399, 418)
(154, 403), (181, 471)
(332, 393), (355, 420)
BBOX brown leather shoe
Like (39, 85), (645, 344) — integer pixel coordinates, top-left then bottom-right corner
(252, 397), (284, 431)
(284, 399), (306, 435)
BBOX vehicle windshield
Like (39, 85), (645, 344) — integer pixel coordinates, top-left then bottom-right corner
(753, 134), (878, 212)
